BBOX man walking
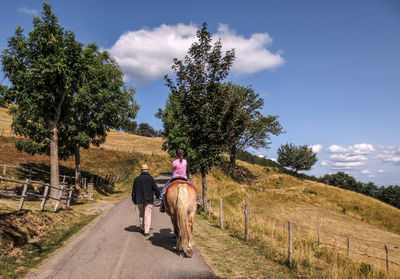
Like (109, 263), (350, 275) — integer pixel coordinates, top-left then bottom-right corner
(132, 164), (160, 236)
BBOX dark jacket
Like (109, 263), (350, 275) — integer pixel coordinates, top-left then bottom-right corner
(132, 172), (160, 204)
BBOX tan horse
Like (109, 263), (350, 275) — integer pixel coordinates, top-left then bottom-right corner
(164, 181), (197, 257)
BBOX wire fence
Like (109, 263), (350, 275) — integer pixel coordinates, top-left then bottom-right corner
(210, 197), (400, 275)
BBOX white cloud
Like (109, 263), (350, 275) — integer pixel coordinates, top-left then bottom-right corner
(377, 146), (400, 164)
(18, 7), (38, 15)
(270, 157), (277, 162)
(311, 144), (323, 153)
(215, 24), (284, 75)
(378, 170), (384, 173)
(108, 23), (284, 83)
(361, 170), (371, 175)
(353, 143), (375, 154)
(321, 160), (329, 167)
(327, 143), (375, 155)
(331, 161), (367, 169)
(329, 154), (368, 162)
(328, 145), (349, 153)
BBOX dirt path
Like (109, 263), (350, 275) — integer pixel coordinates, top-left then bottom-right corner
(27, 173), (216, 279)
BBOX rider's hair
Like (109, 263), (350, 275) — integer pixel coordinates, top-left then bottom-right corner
(176, 148), (184, 162)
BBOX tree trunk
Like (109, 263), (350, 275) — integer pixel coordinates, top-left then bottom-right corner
(75, 143), (81, 188)
(229, 146), (237, 177)
(201, 171), (208, 212)
(49, 122), (60, 201)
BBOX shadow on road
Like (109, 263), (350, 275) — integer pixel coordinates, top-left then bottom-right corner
(148, 228), (179, 255)
(124, 225), (142, 234)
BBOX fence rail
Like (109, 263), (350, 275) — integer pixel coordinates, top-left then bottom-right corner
(0, 176), (74, 212)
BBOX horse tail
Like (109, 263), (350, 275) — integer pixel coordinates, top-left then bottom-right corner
(177, 183), (189, 252)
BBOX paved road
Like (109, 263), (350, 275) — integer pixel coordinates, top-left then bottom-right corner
(27, 173), (216, 279)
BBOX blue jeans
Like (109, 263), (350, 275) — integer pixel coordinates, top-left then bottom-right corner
(159, 178), (199, 202)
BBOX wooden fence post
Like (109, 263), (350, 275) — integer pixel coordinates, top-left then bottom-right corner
(288, 221), (293, 266)
(82, 177), (87, 188)
(88, 183), (94, 200)
(18, 179), (29, 210)
(283, 223), (285, 235)
(244, 200), (249, 241)
(208, 200), (211, 220)
(66, 186), (73, 208)
(219, 198), (223, 229)
(41, 184), (50, 211)
(347, 236), (351, 257)
(54, 184), (65, 212)
(318, 229), (321, 247)
(3, 165), (6, 175)
(1, 128), (4, 136)
(385, 244), (389, 273)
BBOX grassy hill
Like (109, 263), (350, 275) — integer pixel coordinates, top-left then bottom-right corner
(1, 105), (400, 278)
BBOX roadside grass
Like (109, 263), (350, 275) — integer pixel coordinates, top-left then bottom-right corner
(0, 203), (99, 279)
(192, 163), (400, 278)
(194, 211), (296, 279)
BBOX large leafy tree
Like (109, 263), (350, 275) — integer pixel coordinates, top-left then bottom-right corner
(221, 82), (283, 177)
(162, 23), (235, 211)
(58, 44), (139, 187)
(277, 143), (317, 174)
(1, 3), (85, 198)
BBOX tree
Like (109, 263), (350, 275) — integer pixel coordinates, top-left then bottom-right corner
(0, 84), (7, 106)
(162, 23), (235, 211)
(58, 44), (139, 187)
(221, 82), (283, 176)
(122, 120), (138, 134)
(277, 143), (317, 174)
(1, 2), (85, 198)
(136, 123), (158, 137)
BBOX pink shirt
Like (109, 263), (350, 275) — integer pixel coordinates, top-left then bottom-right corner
(172, 159), (187, 178)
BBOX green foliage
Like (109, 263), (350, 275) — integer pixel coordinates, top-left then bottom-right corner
(0, 84), (7, 106)
(236, 149), (287, 172)
(277, 143), (317, 173)
(320, 171), (400, 209)
(136, 123), (161, 137)
(161, 23), (235, 175)
(221, 82), (283, 175)
(1, 3), (139, 161)
(122, 120), (138, 134)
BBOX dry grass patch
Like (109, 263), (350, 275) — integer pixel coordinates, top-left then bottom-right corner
(194, 213), (296, 279)
(191, 162), (400, 278)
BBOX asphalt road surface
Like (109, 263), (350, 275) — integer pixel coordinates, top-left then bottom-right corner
(27, 173), (216, 279)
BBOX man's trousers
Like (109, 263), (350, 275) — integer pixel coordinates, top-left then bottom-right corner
(137, 203), (153, 234)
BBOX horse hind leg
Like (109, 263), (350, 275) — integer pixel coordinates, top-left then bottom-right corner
(171, 215), (179, 238)
(184, 211), (195, 257)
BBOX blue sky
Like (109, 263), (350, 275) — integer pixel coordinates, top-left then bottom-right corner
(1, 0), (399, 185)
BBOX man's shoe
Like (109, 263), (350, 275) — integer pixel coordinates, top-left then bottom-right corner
(160, 203), (165, 213)
(153, 200), (162, 207)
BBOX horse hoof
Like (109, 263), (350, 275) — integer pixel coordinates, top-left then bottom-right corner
(184, 249), (193, 258)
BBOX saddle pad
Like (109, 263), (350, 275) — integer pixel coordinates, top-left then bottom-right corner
(162, 180), (196, 195)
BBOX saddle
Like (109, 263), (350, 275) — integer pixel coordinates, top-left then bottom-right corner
(162, 177), (196, 195)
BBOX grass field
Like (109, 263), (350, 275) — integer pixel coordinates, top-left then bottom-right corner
(1, 105), (400, 278)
